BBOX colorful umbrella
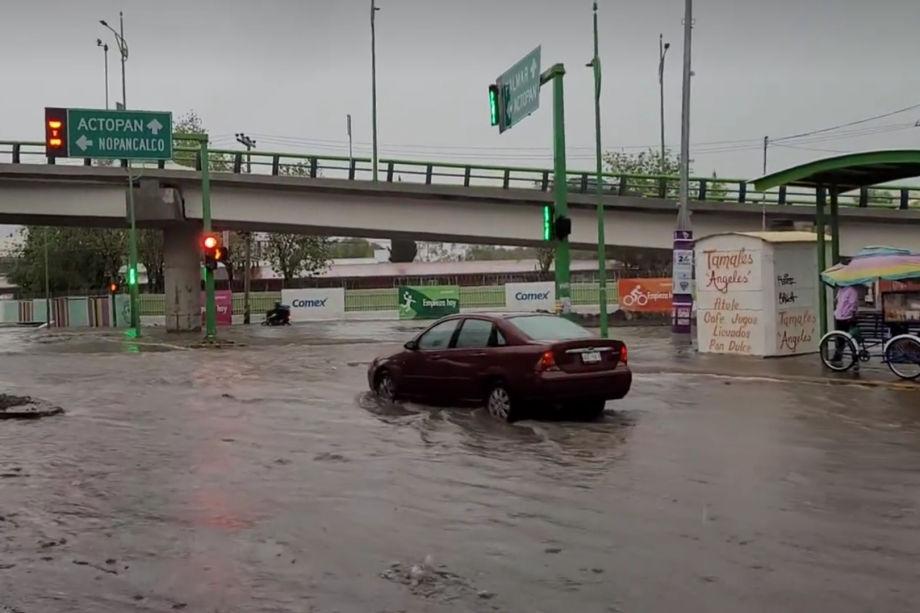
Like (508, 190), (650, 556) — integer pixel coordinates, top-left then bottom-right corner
(821, 246), (920, 287)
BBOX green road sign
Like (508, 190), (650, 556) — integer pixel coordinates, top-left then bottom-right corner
(496, 46), (541, 133)
(64, 108), (172, 160)
(397, 285), (460, 320)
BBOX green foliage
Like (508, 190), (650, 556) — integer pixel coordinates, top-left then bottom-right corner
(329, 238), (374, 259)
(138, 229), (165, 292)
(603, 147), (684, 198)
(171, 110), (230, 171)
(8, 227), (125, 295)
(265, 234), (331, 282)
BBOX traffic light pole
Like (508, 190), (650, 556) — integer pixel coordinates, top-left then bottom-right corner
(541, 64), (571, 318)
(186, 134), (217, 340)
(201, 139), (217, 341)
(126, 161), (140, 336)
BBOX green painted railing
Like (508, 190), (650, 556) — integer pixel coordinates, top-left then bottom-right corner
(1, 139), (916, 210)
(132, 285), (621, 317)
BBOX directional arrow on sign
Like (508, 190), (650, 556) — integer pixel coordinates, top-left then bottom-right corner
(530, 57), (538, 79)
(75, 135), (93, 151)
(146, 118), (163, 135)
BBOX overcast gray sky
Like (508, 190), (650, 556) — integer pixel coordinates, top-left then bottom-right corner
(2, 0), (920, 180)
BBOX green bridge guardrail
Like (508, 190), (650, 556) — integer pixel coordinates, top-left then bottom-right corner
(1, 139), (916, 210)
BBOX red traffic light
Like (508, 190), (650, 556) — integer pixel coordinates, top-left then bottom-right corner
(109, 282), (118, 293)
(203, 235), (219, 250)
(44, 107), (68, 156)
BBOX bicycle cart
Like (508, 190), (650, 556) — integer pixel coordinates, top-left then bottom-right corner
(817, 247), (920, 380)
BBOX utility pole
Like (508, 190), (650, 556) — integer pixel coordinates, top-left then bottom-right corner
(761, 135), (769, 231)
(235, 132), (256, 325)
(588, 1), (608, 338)
(347, 114), (354, 164)
(100, 12), (138, 335)
(658, 34), (670, 175)
(370, 0), (380, 181)
(671, 0), (694, 336)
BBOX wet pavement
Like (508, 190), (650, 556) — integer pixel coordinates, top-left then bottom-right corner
(1, 324), (919, 612)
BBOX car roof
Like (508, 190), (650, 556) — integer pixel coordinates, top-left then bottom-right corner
(444, 312), (557, 321)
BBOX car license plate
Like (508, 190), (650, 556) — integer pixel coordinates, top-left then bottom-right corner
(581, 351), (601, 364)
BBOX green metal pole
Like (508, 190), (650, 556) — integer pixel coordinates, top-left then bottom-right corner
(829, 188), (840, 265)
(126, 161), (140, 336)
(543, 64), (571, 317)
(201, 139), (217, 340)
(816, 186), (828, 337)
(590, 1), (608, 337)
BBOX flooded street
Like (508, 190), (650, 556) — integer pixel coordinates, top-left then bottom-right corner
(1, 324), (919, 612)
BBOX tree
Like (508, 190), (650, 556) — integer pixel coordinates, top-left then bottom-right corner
(8, 227), (125, 295)
(265, 234), (330, 282)
(329, 238), (375, 259)
(537, 246), (555, 273)
(603, 147), (684, 198)
(171, 110), (230, 171)
(138, 229), (165, 292)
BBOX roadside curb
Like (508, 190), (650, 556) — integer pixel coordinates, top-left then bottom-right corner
(632, 367), (919, 391)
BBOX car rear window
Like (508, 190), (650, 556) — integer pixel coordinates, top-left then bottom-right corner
(507, 315), (593, 341)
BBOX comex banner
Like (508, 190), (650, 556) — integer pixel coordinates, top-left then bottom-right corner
(281, 288), (346, 321)
(504, 281), (556, 312)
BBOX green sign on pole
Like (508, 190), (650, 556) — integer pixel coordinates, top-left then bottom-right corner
(62, 108), (172, 160)
(496, 46), (541, 133)
(397, 286), (460, 320)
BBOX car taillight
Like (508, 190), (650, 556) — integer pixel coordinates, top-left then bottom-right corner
(620, 344), (628, 365)
(535, 350), (557, 372)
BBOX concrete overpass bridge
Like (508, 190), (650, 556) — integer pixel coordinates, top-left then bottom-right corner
(1, 140), (919, 329)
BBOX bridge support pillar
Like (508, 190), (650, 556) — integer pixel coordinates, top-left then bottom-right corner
(163, 222), (202, 332)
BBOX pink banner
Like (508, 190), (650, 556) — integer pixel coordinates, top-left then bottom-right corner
(201, 290), (233, 326)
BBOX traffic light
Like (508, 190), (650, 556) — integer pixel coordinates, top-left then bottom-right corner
(542, 204), (554, 241)
(44, 107), (67, 157)
(202, 234), (220, 270)
(108, 281), (120, 294)
(126, 266), (138, 286)
(554, 216), (572, 241)
(488, 84), (501, 127)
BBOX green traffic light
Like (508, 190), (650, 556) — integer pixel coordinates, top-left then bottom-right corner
(127, 266), (137, 286)
(488, 85), (499, 127)
(542, 205), (553, 241)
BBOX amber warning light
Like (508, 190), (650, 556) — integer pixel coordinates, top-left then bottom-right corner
(44, 107), (67, 155)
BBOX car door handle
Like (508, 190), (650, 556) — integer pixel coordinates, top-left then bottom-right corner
(471, 352), (487, 357)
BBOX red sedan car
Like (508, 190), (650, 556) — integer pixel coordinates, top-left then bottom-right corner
(368, 313), (631, 421)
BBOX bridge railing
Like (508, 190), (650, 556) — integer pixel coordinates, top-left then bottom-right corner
(1, 139), (917, 210)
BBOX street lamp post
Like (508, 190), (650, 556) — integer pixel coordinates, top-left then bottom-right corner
(100, 12), (139, 336)
(370, 0), (380, 181)
(96, 39), (109, 109)
(235, 132), (256, 325)
(658, 34), (670, 175)
(672, 0), (694, 336)
(587, 1), (608, 338)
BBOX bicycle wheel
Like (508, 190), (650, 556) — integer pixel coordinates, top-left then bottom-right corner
(884, 335), (920, 380)
(819, 331), (858, 372)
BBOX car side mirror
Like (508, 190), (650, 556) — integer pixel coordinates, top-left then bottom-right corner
(404, 340), (419, 351)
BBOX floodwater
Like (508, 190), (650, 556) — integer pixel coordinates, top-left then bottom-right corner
(1, 324), (919, 613)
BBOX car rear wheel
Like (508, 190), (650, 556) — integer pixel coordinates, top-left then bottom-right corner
(375, 371), (396, 402)
(486, 383), (517, 422)
(574, 398), (607, 421)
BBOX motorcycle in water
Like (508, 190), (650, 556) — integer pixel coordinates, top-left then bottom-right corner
(262, 303), (292, 326)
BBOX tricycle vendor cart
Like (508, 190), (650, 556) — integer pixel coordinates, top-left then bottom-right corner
(817, 246), (920, 380)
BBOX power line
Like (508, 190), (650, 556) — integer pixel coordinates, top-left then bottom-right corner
(771, 102), (920, 143)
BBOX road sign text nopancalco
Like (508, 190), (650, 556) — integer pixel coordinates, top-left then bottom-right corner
(47, 107), (173, 161)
